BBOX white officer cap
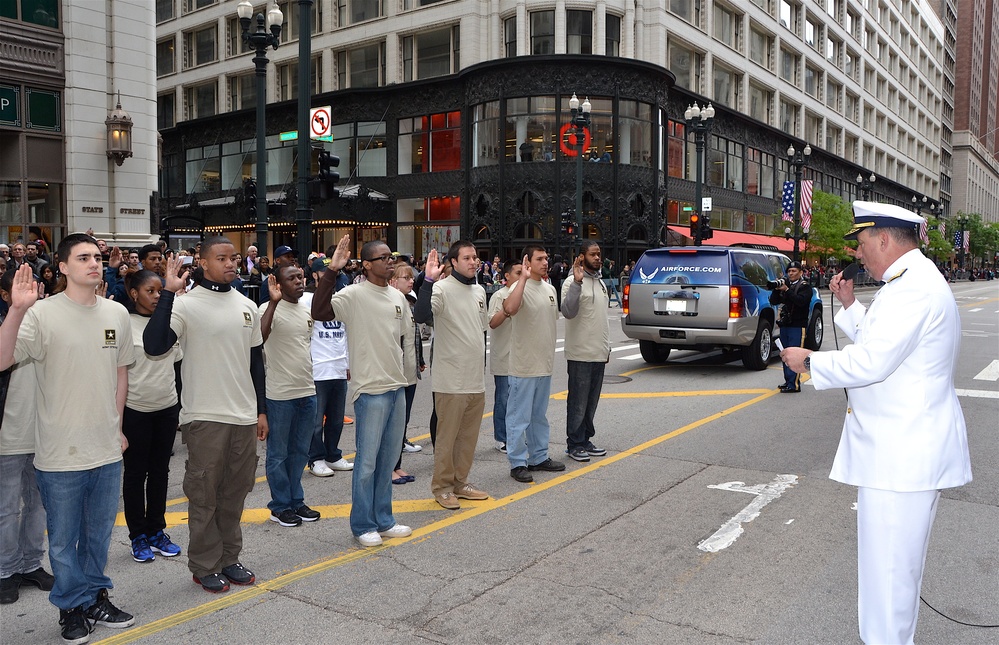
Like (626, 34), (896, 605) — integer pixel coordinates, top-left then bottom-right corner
(845, 201), (924, 240)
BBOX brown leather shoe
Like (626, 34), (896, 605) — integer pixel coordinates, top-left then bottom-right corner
(454, 484), (489, 500)
(435, 492), (460, 510)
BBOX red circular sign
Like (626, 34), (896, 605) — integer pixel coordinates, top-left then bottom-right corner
(559, 122), (591, 157)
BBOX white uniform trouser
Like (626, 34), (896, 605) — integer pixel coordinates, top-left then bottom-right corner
(857, 487), (940, 645)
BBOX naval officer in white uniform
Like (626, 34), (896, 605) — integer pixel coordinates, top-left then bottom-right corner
(782, 201), (972, 645)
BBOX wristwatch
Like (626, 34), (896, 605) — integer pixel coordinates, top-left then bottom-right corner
(803, 355), (811, 372)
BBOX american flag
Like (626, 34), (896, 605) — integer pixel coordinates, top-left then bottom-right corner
(918, 218), (928, 245)
(954, 230), (962, 249)
(963, 231), (970, 251)
(939, 221), (946, 238)
(781, 181), (795, 221)
(800, 180), (813, 231)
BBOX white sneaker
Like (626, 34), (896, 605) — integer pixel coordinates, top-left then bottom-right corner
(378, 524), (412, 539)
(355, 531), (383, 547)
(495, 442), (507, 453)
(328, 458), (353, 471)
(403, 440), (422, 453)
(309, 460), (335, 477)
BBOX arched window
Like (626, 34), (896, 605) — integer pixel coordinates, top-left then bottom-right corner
(473, 224), (491, 240)
(513, 222), (543, 239)
(516, 190), (541, 218)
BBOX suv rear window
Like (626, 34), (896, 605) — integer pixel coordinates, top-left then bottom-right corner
(633, 250), (728, 286)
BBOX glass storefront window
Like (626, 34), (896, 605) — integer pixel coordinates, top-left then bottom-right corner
(0, 182), (22, 224)
(505, 96), (557, 163)
(399, 112), (459, 174)
(185, 144), (220, 193)
(472, 101), (500, 167)
(618, 100), (653, 167)
(565, 96), (613, 161)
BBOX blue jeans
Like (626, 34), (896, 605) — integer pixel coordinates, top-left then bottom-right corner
(505, 375), (552, 469)
(309, 379), (348, 464)
(266, 396), (317, 514)
(566, 361), (605, 450)
(779, 325), (805, 390)
(35, 462), (121, 611)
(0, 454), (47, 578)
(351, 389), (405, 536)
(493, 375), (509, 444)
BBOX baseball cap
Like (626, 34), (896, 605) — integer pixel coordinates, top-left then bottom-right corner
(310, 257), (330, 273)
(274, 245), (295, 259)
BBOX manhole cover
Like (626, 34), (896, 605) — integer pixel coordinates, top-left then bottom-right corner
(603, 375), (632, 384)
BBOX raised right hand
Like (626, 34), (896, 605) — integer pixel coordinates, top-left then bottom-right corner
(163, 255), (189, 293)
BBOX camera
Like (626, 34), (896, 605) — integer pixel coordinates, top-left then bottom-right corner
(767, 278), (787, 290)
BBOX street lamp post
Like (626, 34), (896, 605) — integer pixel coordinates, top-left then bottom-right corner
(684, 102), (715, 246)
(787, 143), (811, 262)
(295, 0), (314, 260)
(238, 0), (282, 257)
(568, 93), (591, 254)
(912, 194), (928, 217)
(856, 171), (876, 201)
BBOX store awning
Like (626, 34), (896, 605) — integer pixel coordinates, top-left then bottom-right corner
(667, 226), (799, 253)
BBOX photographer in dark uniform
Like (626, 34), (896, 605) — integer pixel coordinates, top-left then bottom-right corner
(770, 261), (811, 393)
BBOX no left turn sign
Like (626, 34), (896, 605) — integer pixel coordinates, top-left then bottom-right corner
(310, 106), (331, 139)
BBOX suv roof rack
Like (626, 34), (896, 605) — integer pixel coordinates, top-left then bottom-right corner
(727, 242), (781, 252)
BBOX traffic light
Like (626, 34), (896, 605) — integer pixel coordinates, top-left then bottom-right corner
(689, 212), (700, 239)
(311, 149), (341, 202)
(243, 178), (257, 221)
(700, 212), (713, 240)
(560, 210), (578, 237)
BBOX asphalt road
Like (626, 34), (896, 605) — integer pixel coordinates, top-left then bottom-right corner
(2, 280), (997, 645)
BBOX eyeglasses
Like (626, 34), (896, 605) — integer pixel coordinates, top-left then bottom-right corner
(364, 254), (395, 263)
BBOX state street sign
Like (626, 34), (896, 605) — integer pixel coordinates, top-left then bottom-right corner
(309, 106), (332, 139)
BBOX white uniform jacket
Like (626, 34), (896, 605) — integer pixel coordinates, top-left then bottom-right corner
(809, 249), (972, 492)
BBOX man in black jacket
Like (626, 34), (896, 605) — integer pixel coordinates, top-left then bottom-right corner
(770, 261), (811, 393)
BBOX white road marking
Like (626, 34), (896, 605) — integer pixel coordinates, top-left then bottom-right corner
(973, 360), (999, 381)
(618, 354), (642, 361)
(697, 475), (798, 553)
(969, 308), (983, 313)
(611, 344), (639, 352)
(956, 388), (999, 399)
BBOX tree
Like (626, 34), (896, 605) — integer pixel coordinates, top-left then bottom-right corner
(923, 215), (953, 262)
(800, 190), (854, 263)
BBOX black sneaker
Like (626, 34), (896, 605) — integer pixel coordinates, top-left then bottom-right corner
(20, 567), (54, 590)
(585, 442), (607, 457)
(269, 509), (303, 527)
(84, 589), (134, 629)
(295, 504), (321, 522)
(528, 458), (566, 472)
(220, 563), (255, 586)
(567, 447), (590, 462)
(0, 574), (20, 604)
(193, 572), (230, 593)
(510, 466), (534, 483)
(59, 606), (93, 644)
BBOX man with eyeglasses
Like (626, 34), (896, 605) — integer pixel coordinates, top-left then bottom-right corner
(311, 235), (414, 548)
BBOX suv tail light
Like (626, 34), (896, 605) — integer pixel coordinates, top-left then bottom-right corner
(622, 283), (630, 316)
(729, 286), (742, 318)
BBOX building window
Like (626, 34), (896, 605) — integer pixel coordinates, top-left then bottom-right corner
(713, 5), (739, 50)
(504, 96), (557, 163)
(669, 42), (702, 92)
(804, 18), (819, 50)
(530, 10), (555, 55)
(184, 82), (217, 121)
(226, 16), (253, 57)
(337, 43), (385, 89)
(278, 0), (322, 40)
(399, 112), (459, 174)
(844, 93), (858, 123)
(404, 0), (448, 8)
(157, 0), (175, 23)
(566, 10), (592, 54)
(606, 14), (621, 56)
(826, 36), (840, 63)
(337, 0), (381, 26)
(713, 66), (740, 108)
(826, 125), (841, 154)
(749, 84), (772, 124)
(2, 0), (59, 26)
(504, 17), (517, 57)
(804, 65), (819, 97)
(403, 26), (459, 82)
(779, 0), (797, 34)
(158, 93), (176, 129)
(277, 56), (321, 100)
(805, 113), (822, 147)
(749, 27), (772, 68)
(666, 120), (687, 179)
(707, 136), (743, 191)
(184, 24), (217, 69)
(157, 38), (176, 77)
(780, 48), (798, 83)
(747, 148), (775, 198)
(844, 49), (856, 79)
(779, 99), (798, 134)
(228, 74), (255, 111)
(826, 79), (840, 110)
(184, 0), (216, 13)
(619, 100), (654, 167)
(185, 144), (220, 193)
(670, 0), (700, 26)
(472, 101), (501, 168)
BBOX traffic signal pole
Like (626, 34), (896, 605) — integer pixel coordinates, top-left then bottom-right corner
(295, 0), (314, 261)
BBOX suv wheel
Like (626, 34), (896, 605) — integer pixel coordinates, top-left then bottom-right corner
(805, 308), (823, 350)
(741, 319), (773, 371)
(639, 340), (671, 364)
